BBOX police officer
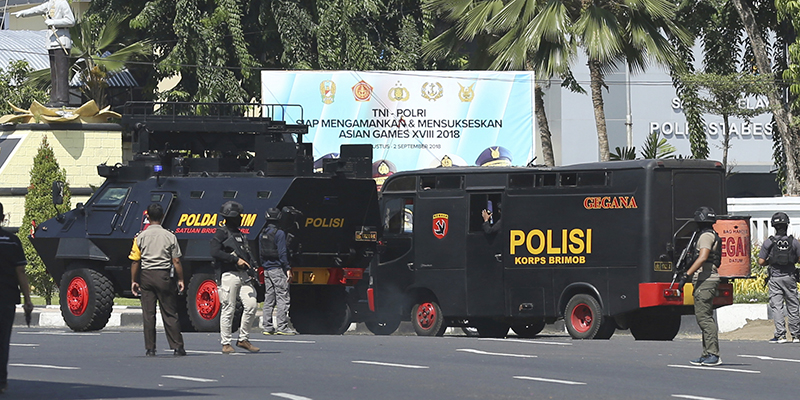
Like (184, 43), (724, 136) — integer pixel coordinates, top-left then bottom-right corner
(210, 201), (259, 354)
(481, 202), (502, 235)
(129, 203), (185, 357)
(0, 202), (32, 393)
(260, 208), (296, 335)
(681, 206), (722, 366)
(757, 212), (800, 343)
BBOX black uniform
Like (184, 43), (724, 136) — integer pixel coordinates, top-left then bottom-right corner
(0, 227), (27, 389)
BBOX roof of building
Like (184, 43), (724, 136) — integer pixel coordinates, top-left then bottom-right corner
(0, 30), (138, 87)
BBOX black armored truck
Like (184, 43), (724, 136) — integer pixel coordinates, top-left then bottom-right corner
(30, 102), (381, 333)
(368, 159), (750, 339)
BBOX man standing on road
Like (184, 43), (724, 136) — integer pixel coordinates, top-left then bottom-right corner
(680, 206), (722, 366)
(129, 203), (186, 357)
(260, 208), (297, 335)
(210, 201), (259, 354)
(757, 212), (800, 343)
(0, 202), (33, 393)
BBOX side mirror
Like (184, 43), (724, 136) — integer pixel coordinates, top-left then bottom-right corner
(51, 181), (64, 205)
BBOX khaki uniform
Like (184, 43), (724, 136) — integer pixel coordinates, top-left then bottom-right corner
(693, 231), (720, 358)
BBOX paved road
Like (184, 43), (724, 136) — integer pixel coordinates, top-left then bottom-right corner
(4, 327), (797, 400)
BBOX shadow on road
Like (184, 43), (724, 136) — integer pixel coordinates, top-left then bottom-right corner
(2, 379), (216, 399)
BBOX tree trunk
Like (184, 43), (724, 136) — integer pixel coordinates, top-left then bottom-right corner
(588, 60), (610, 162)
(730, 0), (799, 194)
(534, 84), (555, 166)
(722, 113), (730, 173)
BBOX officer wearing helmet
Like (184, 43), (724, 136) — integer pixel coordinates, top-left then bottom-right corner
(757, 212), (800, 343)
(210, 201), (260, 354)
(682, 206), (723, 366)
(259, 207), (297, 335)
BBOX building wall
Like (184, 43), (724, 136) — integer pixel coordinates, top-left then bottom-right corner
(0, 126), (122, 227)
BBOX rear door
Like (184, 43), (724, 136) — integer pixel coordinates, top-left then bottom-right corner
(465, 192), (505, 316)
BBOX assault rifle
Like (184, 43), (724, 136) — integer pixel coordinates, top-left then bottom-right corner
(669, 221), (699, 292)
(222, 231), (258, 282)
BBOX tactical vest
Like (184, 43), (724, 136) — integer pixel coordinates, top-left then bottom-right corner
(768, 235), (797, 270)
(261, 225), (279, 260)
(690, 228), (722, 268)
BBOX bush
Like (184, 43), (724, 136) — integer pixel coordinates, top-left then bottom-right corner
(733, 244), (769, 303)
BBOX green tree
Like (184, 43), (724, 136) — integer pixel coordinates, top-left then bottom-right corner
(609, 132), (675, 160)
(683, 72), (774, 172)
(17, 136), (72, 305)
(0, 60), (48, 114)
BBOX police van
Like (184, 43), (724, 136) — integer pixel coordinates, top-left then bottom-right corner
(368, 159), (748, 339)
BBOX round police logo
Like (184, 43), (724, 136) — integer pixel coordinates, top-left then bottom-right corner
(432, 213), (449, 239)
(352, 80), (374, 102)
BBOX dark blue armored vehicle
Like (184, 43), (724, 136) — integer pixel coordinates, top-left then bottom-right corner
(30, 102), (381, 333)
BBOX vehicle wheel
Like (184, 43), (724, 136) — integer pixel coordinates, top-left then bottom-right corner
(290, 287), (352, 334)
(411, 300), (446, 336)
(59, 268), (114, 332)
(564, 294), (611, 340)
(511, 321), (546, 338)
(365, 316), (401, 335)
(187, 273), (221, 332)
(187, 273), (243, 333)
(474, 320), (510, 338)
(630, 311), (681, 341)
(461, 326), (480, 337)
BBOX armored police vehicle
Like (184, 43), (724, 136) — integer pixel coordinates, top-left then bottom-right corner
(30, 102), (381, 334)
(368, 159), (749, 339)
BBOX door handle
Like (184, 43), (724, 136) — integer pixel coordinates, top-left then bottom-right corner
(407, 262), (415, 271)
(494, 254), (502, 262)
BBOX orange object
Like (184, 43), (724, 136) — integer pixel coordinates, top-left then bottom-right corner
(714, 217), (751, 278)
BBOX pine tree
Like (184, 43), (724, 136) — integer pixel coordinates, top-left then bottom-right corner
(17, 136), (72, 305)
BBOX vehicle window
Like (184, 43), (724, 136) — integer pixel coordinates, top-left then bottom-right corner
(509, 174), (535, 188)
(537, 174), (556, 187)
(383, 176), (416, 192)
(94, 187), (129, 206)
(437, 175), (463, 190)
(560, 173), (577, 187)
(420, 176), (436, 191)
(577, 171), (609, 186)
(384, 197), (414, 234)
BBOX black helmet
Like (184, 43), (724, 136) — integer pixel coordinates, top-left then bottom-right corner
(694, 206), (717, 223)
(772, 212), (790, 227)
(265, 207), (281, 221)
(220, 201), (244, 218)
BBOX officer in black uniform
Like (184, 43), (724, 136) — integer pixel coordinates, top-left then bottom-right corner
(260, 207), (296, 335)
(210, 201), (259, 354)
(0, 202), (32, 394)
(757, 212), (800, 343)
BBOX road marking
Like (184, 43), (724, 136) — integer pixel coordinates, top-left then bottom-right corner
(513, 376), (586, 385)
(9, 363), (79, 370)
(10, 344), (38, 347)
(19, 332), (101, 336)
(739, 354), (800, 363)
(480, 338), (572, 346)
(272, 393), (313, 400)
(457, 349), (537, 358)
(672, 395), (725, 400)
(184, 350), (245, 356)
(352, 361), (429, 369)
(667, 365), (760, 374)
(249, 339), (316, 344)
(162, 375), (218, 383)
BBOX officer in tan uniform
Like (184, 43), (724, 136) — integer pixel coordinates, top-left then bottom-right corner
(129, 203), (186, 356)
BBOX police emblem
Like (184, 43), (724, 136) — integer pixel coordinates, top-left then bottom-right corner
(352, 80), (374, 102)
(320, 80), (336, 104)
(458, 82), (475, 102)
(432, 213), (449, 239)
(388, 82), (410, 102)
(440, 155), (453, 167)
(421, 82), (443, 101)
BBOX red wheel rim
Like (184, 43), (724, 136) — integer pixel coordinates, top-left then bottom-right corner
(67, 276), (89, 316)
(570, 303), (593, 333)
(196, 280), (220, 320)
(415, 302), (437, 330)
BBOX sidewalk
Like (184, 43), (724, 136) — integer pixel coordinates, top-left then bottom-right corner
(15, 303), (775, 339)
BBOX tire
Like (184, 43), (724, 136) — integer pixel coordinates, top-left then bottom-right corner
(290, 287), (352, 335)
(59, 268), (114, 332)
(365, 317), (401, 336)
(474, 320), (510, 338)
(461, 326), (480, 337)
(630, 311), (681, 341)
(564, 294), (612, 340)
(187, 272), (243, 332)
(511, 321), (546, 338)
(411, 300), (446, 336)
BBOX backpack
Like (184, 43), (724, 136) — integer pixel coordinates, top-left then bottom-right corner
(769, 235), (797, 267)
(261, 225), (279, 261)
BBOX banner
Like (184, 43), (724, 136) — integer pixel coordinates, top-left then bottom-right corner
(261, 71), (535, 177)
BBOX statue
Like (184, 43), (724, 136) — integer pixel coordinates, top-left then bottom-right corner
(13, 0), (75, 108)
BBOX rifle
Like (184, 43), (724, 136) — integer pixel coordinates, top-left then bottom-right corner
(670, 229), (698, 292)
(222, 231), (258, 282)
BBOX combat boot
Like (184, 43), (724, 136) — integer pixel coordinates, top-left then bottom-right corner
(222, 344), (235, 354)
(236, 340), (260, 353)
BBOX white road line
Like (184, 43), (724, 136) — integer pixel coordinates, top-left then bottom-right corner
(513, 376), (586, 385)
(10, 344), (38, 347)
(480, 338), (572, 346)
(162, 375), (218, 383)
(184, 350), (246, 356)
(19, 332), (100, 336)
(667, 365), (760, 374)
(272, 393), (313, 400)
(672, 395), (725, 400)
(9, 363), (79, 370)
(249, 339), (316, 344)
(352, 361), (429, 369)
(457, 349), (537, 358)
(739, 354), (800, 363)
